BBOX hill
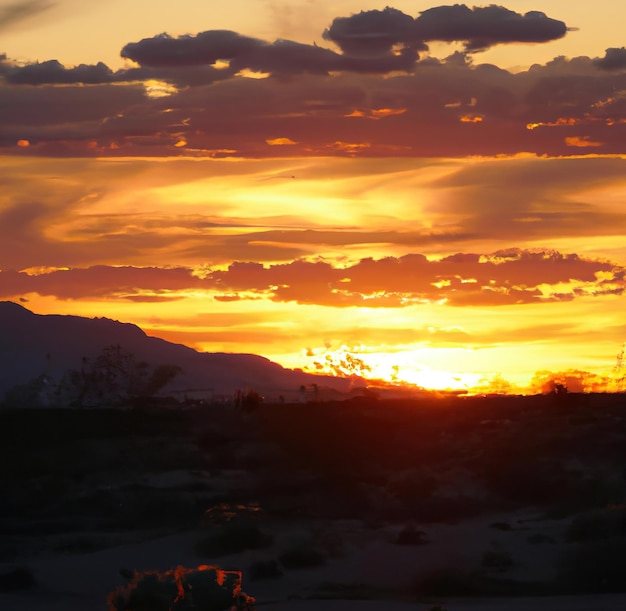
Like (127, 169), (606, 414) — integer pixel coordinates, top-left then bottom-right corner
(0, 301), (352, 405)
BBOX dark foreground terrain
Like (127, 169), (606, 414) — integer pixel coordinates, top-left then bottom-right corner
(1, 392), (626, 610)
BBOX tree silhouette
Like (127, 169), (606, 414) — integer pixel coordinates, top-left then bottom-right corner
(59, 345), (181, 407)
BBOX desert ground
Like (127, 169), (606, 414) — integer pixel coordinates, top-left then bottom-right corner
(2, 392), (626, 610)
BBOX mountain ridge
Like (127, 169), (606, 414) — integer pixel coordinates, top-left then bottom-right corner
(0, 301), (352, 405)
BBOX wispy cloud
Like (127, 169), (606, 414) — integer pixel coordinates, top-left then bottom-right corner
(0, 0), (54, 31)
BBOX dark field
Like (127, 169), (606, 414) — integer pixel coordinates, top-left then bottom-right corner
(1, 393), (626, 609)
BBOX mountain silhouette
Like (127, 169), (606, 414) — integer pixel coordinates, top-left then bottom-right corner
(0, 301), (352, 404)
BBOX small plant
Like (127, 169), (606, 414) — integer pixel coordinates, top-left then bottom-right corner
(481, 549), (514, 572)
(194, 521), (273, 557)
(413, 567), (481, 597)
(107, 565), (254, 611)
(489, 521), (512, 531)
(393, 524), (428, 545)
(527, 533), (556, 545)
(248, 559), (282, 581)
(279, 544), (326, 569)
(558, 538), (626, 592)
(0, 567), (35, 592)
(566, 507), (626, 543)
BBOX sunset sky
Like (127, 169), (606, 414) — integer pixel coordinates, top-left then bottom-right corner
(1, 1), (626, 392)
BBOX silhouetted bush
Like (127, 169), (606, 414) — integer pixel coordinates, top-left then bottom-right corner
(489, 521), (512, 531)
(248, 559), (282, 581)
(0, 566), (35, 592)
(413, 567), (482, 597)
(194, 521), (273, 557)
(481, 549), (514, 572)
(558, 538), (626, 592)
(526, 533), (556, 545)
(392, 524), (428, 545)
(279, 545), (326, 569)
(565, 506), (626, 543)
(107, 565), (254, 610)
(412, 495), (488, 523)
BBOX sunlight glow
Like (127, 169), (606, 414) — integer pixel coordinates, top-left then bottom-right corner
(304, 345), (485, 393)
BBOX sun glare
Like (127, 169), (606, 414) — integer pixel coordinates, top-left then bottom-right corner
(304, 345), (485, 393)
(302, 343), (626, 396)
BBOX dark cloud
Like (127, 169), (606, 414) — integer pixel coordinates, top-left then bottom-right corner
(322, 7), (419, 57)
(414, 5), (568, 52)
(120, 29), (415, 77)
(229, 38), (343, 75)
(1, 250), (621, 308)
(0, 54), (233, 87)
(2, 59), (115, 84)
(120, 30), (264, 67)
(1, 8), (625, 159)
(594, 47), (626, 70)
(323, 5), (568, 57)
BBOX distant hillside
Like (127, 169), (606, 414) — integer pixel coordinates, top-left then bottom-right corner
(0, 301), (352, 405)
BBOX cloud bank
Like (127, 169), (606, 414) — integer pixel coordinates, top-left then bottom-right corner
(1, 4), (624, 158)
(1, 249), (622, 308)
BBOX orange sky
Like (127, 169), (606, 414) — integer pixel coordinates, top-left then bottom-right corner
(1, 2), (626, 392)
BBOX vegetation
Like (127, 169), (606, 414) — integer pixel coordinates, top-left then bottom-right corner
(278, 544), (326, 569)
(194, 521), (273, 557)
(0, 567), (35, 592)
(2, 391), (626, 606)
(107, 565), (253, 611)
(2, 344), (181, 408)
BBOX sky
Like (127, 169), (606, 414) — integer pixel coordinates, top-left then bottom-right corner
(1, 0), (626, 392)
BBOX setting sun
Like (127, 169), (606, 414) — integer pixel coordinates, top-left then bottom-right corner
(2, 1), (626, 399)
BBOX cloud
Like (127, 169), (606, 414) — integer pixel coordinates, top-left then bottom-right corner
(0, 6), (621, 159)
(120, 30), (265, 67)
(414, 5), (568, 52)
(119, 28), (416, 77)
(3, 47), (625, 158)
(427, 156), (626, 242)
(322, 7), (420, 57)
(0, 0), (53, 31)
(1, 250), (622, 308)
(594, 47), (626, 71)
(323, 5), (568, 56)
(2, 59), (115, 84)
(0, 266), (202, 299)
(1, 155), (625, 273)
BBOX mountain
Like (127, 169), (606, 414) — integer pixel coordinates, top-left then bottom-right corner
(0, 301), (353, 405)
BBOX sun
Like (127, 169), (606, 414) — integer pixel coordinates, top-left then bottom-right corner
(304, 345), (485, 393)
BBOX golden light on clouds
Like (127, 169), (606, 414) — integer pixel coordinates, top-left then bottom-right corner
(565, 136), (604, 148)
(460, 114), (484, 123)
(143, 80), (178, 98)
(266, 137), (297, 146)
(2, 0), (626, 395)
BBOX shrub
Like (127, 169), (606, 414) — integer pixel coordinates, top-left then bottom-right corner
(481, 550), (514, 572)
(413, 567), (482, 597)
(558, 538), (626, 593)
(279, 545), (326, 569)
(107, 565), (254, 611)
(392, 524), (428, 545)
(527, 533), (556, 545)
(0, 567), (36, 592)
(489, 521), (512, 531)
(194, 521), (273, 557)
(566, 506), (626, 543)
(248, 559), (282, 581)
